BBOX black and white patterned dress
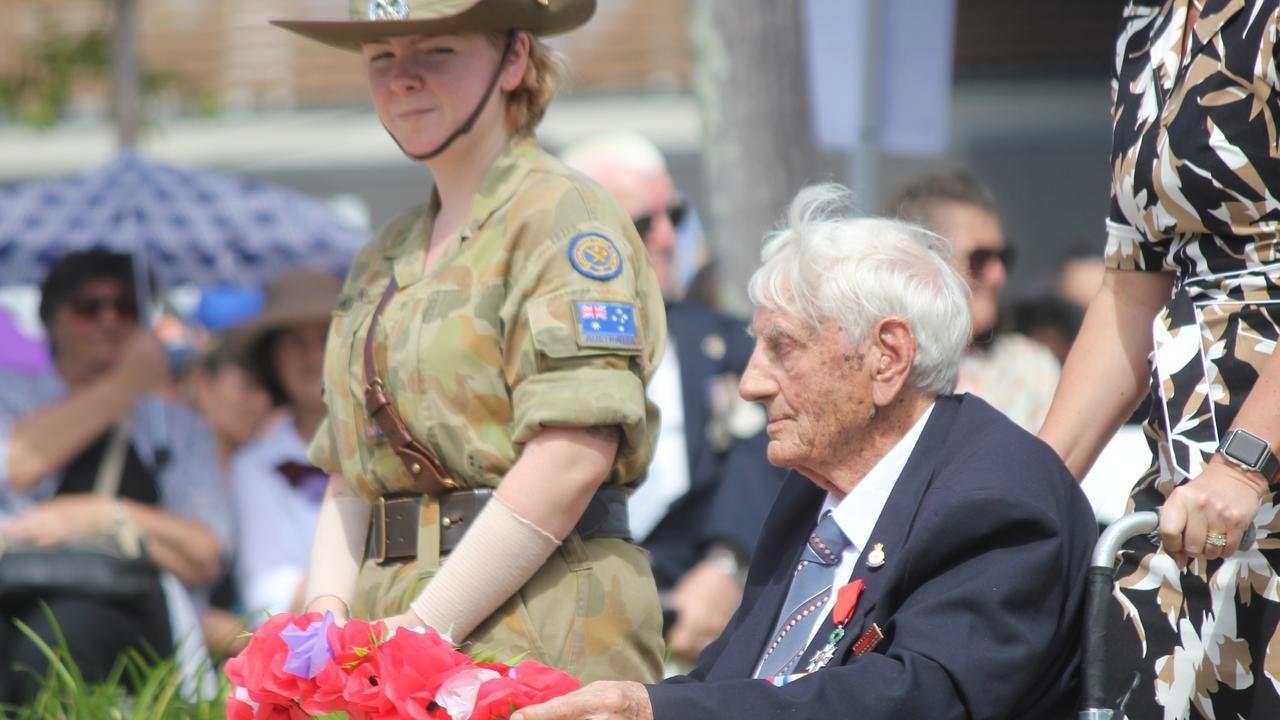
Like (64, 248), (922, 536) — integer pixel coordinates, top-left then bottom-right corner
(1106, 1), (1280, 717)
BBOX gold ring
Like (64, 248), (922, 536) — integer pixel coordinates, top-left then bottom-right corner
(1206, 532), (1228, 548)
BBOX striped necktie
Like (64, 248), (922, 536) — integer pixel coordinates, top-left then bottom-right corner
(755, 511), (849, 679)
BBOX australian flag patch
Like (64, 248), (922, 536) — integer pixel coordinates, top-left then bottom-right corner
(575, 301), (640, 349)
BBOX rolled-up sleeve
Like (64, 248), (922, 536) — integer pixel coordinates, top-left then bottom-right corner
(499, 196), (665, 483)
(0, 372), (38, 492)
(0, 372), (64, 515)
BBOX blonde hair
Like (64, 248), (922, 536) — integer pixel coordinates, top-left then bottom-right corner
(487, 31), (566, 134)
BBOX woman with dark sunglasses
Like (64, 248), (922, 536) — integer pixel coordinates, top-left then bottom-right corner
(886, 171), (1060, 433)
(0, 250), (229, 704)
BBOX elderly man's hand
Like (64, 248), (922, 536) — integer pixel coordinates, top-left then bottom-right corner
(3, 494), (115, 546)
(511, 681), (653, 720)
(667, 558), (742, 661)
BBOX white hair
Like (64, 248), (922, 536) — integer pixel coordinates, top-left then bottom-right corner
(748, 184), (972, 395)
(559, 131), (668, 177)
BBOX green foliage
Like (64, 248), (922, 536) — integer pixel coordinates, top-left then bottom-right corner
(0, 6), (219, 130)
(0, 13), (110, 129)
(0, 607), (229, 720)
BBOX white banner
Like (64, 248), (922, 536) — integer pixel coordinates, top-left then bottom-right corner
(804, 0), (956, 156)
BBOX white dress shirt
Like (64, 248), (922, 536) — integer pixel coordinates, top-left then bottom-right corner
(751, 402), (936, 678)
(230, 419), (326, 625)
(628, 339), (691, 541)
(808, 403), (934, 649)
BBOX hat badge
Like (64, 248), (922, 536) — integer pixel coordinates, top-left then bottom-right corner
(368, 0), (409, 20)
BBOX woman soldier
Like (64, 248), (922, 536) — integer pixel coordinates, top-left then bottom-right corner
(271, 0), (667, 682)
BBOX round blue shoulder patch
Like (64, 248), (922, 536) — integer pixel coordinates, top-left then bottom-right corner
(568, 232), (623, 281)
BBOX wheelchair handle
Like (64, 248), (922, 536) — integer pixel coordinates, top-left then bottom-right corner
(1079, 510), (1257, 718)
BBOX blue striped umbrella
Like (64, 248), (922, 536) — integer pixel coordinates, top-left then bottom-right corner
(0, 152), (368, 287)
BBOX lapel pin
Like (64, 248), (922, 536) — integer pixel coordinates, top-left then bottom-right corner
(866, 543), (886, 568)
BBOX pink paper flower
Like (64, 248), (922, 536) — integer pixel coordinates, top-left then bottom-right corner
(225, 613), (581, 720)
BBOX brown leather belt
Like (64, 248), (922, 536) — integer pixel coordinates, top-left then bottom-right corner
(365, 485), (632, 565)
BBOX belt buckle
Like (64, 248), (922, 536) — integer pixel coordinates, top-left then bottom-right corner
(375, 496), (388, 565)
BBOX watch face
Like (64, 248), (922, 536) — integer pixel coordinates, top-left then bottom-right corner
(1228, 430), (1270, 468)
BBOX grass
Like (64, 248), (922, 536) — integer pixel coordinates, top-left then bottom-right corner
(1, 609), (230, 720)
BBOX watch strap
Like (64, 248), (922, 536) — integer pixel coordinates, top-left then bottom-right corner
(1219, 429), (1280, 487)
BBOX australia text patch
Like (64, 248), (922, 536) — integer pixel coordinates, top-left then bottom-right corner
(575, 301), (640, 349)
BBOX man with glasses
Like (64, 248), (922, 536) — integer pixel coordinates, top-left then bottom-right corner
(886, 171), (1060, 431)
(0, 250), (229, 703)
(562, 133), (786, 669)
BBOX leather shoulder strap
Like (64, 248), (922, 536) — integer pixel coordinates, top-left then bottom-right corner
(362, 276), (456, 497)
(364, 275), (399, 387)
(94, 419), (133, 498)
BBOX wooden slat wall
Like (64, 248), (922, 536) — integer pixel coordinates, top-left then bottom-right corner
(1, 0), (1128, 119)
(0, 0), (692, 115)
(552, 0), (690, 93)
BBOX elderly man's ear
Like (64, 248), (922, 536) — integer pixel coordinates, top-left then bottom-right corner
(869, 317), (917, 408)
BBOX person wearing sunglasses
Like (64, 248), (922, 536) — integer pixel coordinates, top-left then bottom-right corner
(562, 132), (787, 671)
(0, 250), (229, 704)
(886, 171), (1059, 432)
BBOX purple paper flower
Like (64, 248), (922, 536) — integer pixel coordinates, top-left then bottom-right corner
(281, 612), (336, 679)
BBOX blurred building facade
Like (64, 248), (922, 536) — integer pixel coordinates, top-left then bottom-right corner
(0, 0), (692, 111)
(0, 0), (1123, 297)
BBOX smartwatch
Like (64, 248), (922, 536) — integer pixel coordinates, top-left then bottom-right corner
(1217, 428), (1280, 487)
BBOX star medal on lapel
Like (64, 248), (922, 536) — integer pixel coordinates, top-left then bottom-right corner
(805, 579), (864, 673)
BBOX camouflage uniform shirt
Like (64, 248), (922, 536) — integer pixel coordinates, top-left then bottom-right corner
(309, 135), (666, 682)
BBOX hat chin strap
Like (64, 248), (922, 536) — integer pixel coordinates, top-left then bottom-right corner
(385, 30), (518, 162)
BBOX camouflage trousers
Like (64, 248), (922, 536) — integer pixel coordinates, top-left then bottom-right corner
(353, 529), (664, 684)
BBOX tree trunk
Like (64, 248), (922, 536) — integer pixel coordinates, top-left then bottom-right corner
(689, 0), (818, 316)
(110, 0), (142, 149)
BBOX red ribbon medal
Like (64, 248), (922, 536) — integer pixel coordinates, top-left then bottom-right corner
(804, 579), (864, 673)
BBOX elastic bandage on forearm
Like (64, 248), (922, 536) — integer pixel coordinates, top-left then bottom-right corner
(409, 494), (560, 641)
(304, 485), (370, 609)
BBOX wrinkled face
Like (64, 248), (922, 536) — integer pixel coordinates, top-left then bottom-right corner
(738, 307), (874, 491)
(933, 202), (1007, 337)
(50, 279), (138, 372)
(272, 321), (329, 412)
(362, 33), (509, 156)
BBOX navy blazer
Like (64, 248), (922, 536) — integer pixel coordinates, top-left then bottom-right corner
(641, 301), (786, 587)
(647, 394), (1097, 720)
